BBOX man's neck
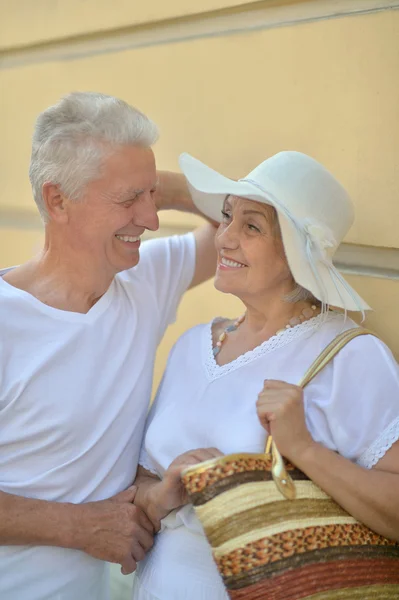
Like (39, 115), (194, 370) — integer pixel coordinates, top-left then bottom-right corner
(3, 249), (114, 314)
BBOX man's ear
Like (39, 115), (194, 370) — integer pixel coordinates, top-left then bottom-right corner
(42, 182), (69, 223)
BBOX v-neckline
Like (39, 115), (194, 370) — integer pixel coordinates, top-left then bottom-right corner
(0, 268), (115, 323)
(203, 312), (341, 380)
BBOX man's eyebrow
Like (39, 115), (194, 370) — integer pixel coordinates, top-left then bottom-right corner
(119, 188), (142, 198)
(119, 182), (158, 201)
(116, 188), (146, 202)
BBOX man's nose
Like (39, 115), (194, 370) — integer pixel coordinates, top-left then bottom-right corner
(133, 193), (159, 232)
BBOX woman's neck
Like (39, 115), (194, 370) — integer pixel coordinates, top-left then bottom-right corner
(242, 298), (320, 338)
(213, 298), (321, 367)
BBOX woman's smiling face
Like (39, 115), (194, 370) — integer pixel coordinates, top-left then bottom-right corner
(214, 195), (294, 301)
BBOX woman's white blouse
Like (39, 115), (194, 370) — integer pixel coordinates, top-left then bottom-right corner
(133, 313), (399, 600)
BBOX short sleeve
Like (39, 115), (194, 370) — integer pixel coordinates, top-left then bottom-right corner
(122, 233), (196, 338)
(305, 334), (399, 469)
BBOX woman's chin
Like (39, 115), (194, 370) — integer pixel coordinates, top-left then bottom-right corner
(214, 275), (239, 295)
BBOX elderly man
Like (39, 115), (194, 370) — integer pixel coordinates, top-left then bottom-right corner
(0, 92), (217, 599)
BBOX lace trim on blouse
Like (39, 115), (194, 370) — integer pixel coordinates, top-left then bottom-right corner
(204, 311), (344, 381)
(358, 416), (399, 469)
(138, 448), (159, 476)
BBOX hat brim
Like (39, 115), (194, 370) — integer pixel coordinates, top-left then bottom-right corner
(179, 153), (370, 312)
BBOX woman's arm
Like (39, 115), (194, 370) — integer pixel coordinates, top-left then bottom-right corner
(134, 448), (224, 529)
(294, 439), (399, 541)
(257, 379), (399, 542)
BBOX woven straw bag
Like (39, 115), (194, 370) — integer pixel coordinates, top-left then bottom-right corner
(182, 328), (399, 600)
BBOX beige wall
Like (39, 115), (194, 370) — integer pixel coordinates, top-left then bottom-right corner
(0, 0), (277, 48)
(1, 0), (398, 393)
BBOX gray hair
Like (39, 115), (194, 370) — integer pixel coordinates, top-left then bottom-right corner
(284, 284), (318, 304)
(29, 92), (159, 222)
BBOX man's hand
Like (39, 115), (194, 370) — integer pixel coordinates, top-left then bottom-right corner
(73, 486), (154, 575)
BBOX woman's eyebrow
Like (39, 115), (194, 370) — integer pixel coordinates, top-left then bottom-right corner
(242, 209), (268, 220)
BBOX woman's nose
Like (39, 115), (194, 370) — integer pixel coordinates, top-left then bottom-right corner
(216, 222), (240, 249)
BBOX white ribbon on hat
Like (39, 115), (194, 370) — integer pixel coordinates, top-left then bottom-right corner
(302, 219), (336, 259)
(304, 218), (367, 318)
(302, 218), (365, 317)
(301, 218), (337, 313)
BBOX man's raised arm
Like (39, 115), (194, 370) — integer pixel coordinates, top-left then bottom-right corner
(156, 171), (219, 289)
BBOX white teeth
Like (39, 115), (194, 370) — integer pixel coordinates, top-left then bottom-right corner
(115, 235), (141, 243)
(221, 257), (246, 268)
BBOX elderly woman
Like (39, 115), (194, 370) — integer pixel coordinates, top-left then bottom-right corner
(132, 151), (399, 600)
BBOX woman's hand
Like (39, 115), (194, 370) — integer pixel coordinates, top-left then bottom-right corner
(256, 379), (315, 463)
(146, 448), (223, 526)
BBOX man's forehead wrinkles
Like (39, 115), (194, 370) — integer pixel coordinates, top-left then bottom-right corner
(97, 189), (115, 201)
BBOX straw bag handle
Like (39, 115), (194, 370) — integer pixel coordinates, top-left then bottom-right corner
(298, 327), (375, 389)
(266, 327), (375, 499)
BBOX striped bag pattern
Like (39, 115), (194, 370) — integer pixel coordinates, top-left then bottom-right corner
(182, 329), (399, 599)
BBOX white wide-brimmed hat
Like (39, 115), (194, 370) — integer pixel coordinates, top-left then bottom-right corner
(179, 151), (370, 312)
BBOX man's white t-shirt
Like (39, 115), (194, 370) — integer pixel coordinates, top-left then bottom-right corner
(0, 233), (196, 600)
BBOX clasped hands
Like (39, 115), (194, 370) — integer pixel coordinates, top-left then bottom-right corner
(92, 380), (315, 575)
